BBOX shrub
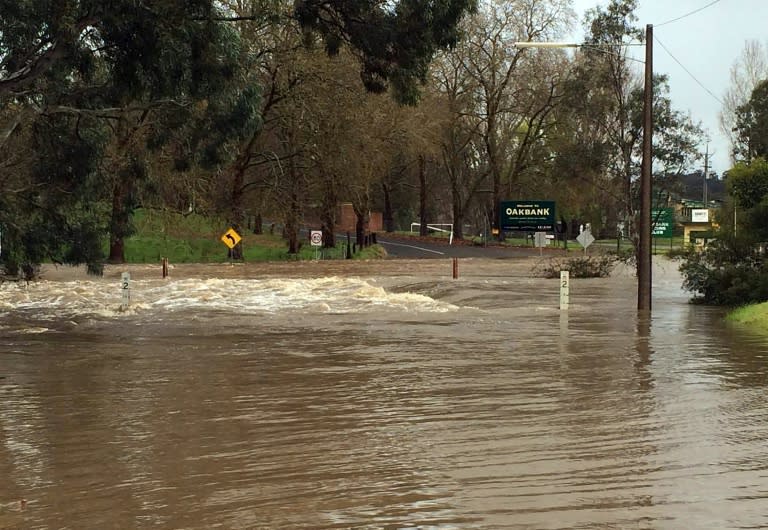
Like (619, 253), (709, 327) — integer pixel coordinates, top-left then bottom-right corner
(533, 254), (617, 279)
(678, 237), (768, 305)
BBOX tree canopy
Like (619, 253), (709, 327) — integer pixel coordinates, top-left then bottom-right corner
(0, 0), (256, 274)
(0, 0), (712, 278)
(295, 0), (477, 104)
(734, 79), (768, 162)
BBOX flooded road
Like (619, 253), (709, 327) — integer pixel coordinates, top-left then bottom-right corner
(1, 258), (767, 529)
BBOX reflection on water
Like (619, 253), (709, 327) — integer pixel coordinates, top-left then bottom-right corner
(1, 258), (768, 529)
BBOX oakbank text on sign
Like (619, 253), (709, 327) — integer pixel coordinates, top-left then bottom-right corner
(499, 201), (556, 231)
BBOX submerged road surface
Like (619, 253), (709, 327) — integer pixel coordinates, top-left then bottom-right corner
(1, 259), (767, 529)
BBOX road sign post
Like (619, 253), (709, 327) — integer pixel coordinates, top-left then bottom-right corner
(576, 229), (595, 254)
(220, 227), (242, 263)
(310, 230), (322, 259)
(220, 227), (242, 250)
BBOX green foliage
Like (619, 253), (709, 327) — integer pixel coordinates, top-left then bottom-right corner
(0, 111), (111, 278)
(727, 158), (768, 209)
(110, 209), (381, 263)
(679, 158), (768, 305)
(121, 233), (381, 263)
(534, 255), (617, 279)
(295, 0), (477, 104)
(559, 0), (703, 240)
(678, 237), (768, 306)
(649, 76), (704, 175)
(352, 245), (387, 260)
(0, 1), (260, 273)
(734, 79), (768, 162)
(726, 301), (768, 332)
(585, 0), (642, 47)
(0, 1), (243, 102)
(0, 0), (709, 278)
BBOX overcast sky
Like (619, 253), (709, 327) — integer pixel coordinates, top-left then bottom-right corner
(567, 0), (768, 176)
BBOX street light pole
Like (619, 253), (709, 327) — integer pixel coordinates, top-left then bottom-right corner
(515, 26), (654, 312)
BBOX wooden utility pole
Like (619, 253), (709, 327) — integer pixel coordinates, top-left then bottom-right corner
(638, 24), (653, 312)
(703, 143), (709, 205)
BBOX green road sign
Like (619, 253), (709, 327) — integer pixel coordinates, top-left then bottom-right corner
(652, 208), (674, 237)
(499, 200), (555, 231)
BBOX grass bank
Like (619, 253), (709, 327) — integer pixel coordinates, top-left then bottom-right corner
(123, 209), (384, 263)
(726, 302), (768, 331)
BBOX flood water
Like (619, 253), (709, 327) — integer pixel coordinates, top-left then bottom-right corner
(1, 258), (767, 529)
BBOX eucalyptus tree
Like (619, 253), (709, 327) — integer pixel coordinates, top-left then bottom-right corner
(436, 0), (573, 237)
(720, 40), (768, 163)
(250, 42), (396, 252)
(573, 0), (643, 230)
(289, 48), (382, 249)
(0, 0), (254, 271)
(429, 47), (484, 240)
(210, 1), (304, 258)
(211, 0), (480, 256)
(562, 0), (701, 239)
(301, 54), (433, 245)
(294, 0), (477, 105)
(734, 80), (768, 162)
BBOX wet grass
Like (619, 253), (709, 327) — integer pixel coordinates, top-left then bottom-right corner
(726, 302), (768, 331)
(123, 209), (382, 263)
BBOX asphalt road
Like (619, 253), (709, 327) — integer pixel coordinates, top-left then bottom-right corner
(376, 235), (568, 259)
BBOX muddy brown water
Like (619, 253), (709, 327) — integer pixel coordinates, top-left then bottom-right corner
(1, 258), (767, 529)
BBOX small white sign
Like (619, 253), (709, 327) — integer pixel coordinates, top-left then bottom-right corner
(534, 232), (548, 248)
(310, 230), (323, 247)
(692, 209), (709, 223)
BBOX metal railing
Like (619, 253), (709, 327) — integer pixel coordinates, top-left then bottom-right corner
(409, 223), (454, 245)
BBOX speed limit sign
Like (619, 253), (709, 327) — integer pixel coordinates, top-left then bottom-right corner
(310, 230), (322, 247)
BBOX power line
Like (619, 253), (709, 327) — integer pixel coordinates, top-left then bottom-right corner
(656, 0), (724, 27)
(654, 34), (724, 105)
(581, 44), (645, 64)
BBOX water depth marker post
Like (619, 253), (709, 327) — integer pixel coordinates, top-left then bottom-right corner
(121, 272), (131, 310)
(560, 270), (569, 311)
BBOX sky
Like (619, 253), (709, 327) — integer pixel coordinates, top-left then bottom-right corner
(567, 0), (768, 177)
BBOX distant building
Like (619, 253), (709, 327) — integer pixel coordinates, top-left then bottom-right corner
(337, 203), (383, 233)
(675, 199), (719, 245)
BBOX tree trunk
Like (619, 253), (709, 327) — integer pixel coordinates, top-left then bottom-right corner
(353, 203), (368, 246)
(228, 165), (246, 260)
(382, 182), (395, 232)
(286, 191), (300, 254)
(321, 222), (335, 248)
(320, 173), (338, 248)
(418, 154), (428, 236)
(108, 176), (132, 264)
(451, 178), (463, 240)
(285, 154), (302, 254)
(252, 212), (262, 234)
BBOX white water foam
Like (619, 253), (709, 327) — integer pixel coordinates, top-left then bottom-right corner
(0, 277), (458, 320)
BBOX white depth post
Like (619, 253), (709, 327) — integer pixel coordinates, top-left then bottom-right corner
(121, 272), (131, 310)
(560, 270), (569, 310)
